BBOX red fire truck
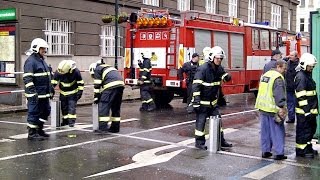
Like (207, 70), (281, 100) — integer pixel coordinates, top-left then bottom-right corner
(123, 9), (301, 106)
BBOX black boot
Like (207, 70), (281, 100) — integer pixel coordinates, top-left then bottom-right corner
(221, 131), (232, 148)
(109, 122), (120, 133)
(195, 136), (207, 150)
(28, 127), (45, 141)
(68, 119), (75, 127)
(38, 124), (50, 138)
(147, 103), (156, 112)
(296, 147), (314, 158)
(94, 122), (109, 134)
(61, 118), (68, 126)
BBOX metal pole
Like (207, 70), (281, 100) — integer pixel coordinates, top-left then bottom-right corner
(50, 100), (61, 128)
(130, 23), (135, 79)
(92, 104), (99, 131)
(209, 115), (221, 153)
(114, 0), (119, 69)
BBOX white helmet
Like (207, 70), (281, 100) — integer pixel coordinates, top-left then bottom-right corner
(299, 53), (317, 70)
(141, 50), (152, 59)
(89, 62), (97, 75)
(30, 38), (49, 53)
(202, 47), (211, 57)
(57, 60), (76, 74)
(211, 46), (225, 59)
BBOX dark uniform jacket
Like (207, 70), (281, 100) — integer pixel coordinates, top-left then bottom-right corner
(93, 64), (124, 100)
(138, 58), (152, 83)
(285, 59), (299, 92)
(295, 70), (318, 116)
(178, 61), (199, 83)
(192, 62), (231, 108)
(263, 59), (277, 73)
(23, 53), (53, 99)
(51, 68), (84, 97)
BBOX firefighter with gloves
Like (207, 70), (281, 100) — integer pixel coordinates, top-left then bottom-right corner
(89, 60), (125, 133)
(23, 38), (53, 140)
(255, 60), (288, 160)
(295, 53), (319, 158)
(178, 52), (200, 113)
(192, 46), (232, 150)
(138, 51), (156, 112)
(51, 60), (84, 127)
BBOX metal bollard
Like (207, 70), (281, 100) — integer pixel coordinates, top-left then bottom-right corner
(50, 100), (61, 128)
(92, 104), (99, 131)
(208, 115), (221, 153)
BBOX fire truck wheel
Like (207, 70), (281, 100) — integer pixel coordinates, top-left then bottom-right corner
(153, 91), (174, 106)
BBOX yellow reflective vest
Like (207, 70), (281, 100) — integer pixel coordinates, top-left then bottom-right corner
(255, 70), (285, 113)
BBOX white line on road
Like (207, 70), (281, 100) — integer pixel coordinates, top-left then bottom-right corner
(0, 110), (255, 161)
(243, 163), (287, 179)
(0, 139), (16, 143)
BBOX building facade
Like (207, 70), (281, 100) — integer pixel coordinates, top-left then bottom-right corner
(0, 0), (299, 104)
(296, 0), (320, 35)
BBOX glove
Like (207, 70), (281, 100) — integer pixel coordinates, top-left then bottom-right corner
(77, 91), (83, 101)
(223, 74), (232, 82)
(50, 86), (55, 99)
(93, 93), (101, 104)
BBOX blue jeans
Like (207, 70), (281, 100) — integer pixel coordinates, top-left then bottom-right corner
(260, 113), (285, 155)
(287, 91), (296, 121)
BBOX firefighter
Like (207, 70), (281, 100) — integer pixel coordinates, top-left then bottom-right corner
(51, 60), (84, 127)
(89, 60), (125, 133)
(283, 51), (299, 123)
(192, 46), (232, 150)
(263, 49), (282, 73)
(255, 60), (288, 160)
(295, 53), (318, 158)
(23, 38), (53, 140)
(178, 53), (200, 113)
(138, 51), (156, 112)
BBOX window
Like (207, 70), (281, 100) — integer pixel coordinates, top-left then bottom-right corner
(206, 0), (216, 14)
(300, 18), (305, 32)
(177, 0), (190, 11)
(248, 0), (255, 23)
(100, 25), (123, 57)
(143, 0), (159, 7)
(287, 10), (291, 31)
(229, 0), (237, 17)
(44, 19), (73, 55)
(271, 31), (278, 49)
(271, 4), (281, 28)
(260, 30), (270, 50)
(252, 29), (259, 50)
(309, 0), (314, 7)
(300, 0), (305, 7)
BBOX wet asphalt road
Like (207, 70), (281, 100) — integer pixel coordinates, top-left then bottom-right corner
(0, 94), (320, 179)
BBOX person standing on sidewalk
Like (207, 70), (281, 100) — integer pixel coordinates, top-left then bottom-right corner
(255, 60), (288, 160)
(23, 38), (53, 140)
(263, 49), (282, 73)
(283, 51), (299, 123)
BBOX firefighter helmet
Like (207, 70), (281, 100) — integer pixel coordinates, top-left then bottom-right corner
(202, 47), (211, 57)
(89, 62), (97, 75)
(57, 60), (76, 74)
(211, 46), (225, 59)
(141, 50), (152, 59)
(299, 53), (317, 70)
(30, 38), (49, 53)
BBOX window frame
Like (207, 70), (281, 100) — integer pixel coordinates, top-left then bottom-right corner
(228, 0), (238, 17)
(252, 29), (260, 50)
(206, 0), (216, 14)
(300, 18), (305, 32)
(248, 0), (256, 23)
(100, 25), (123, 57)
(143, 0), (159, 7)
(300, 0), (305, 8)
(44, 18), (73, 56)
(287, 10), (291, 31)
(259, 30), (270, 50)
(271, 3), (281, 28)
(177, 0), (190, 11)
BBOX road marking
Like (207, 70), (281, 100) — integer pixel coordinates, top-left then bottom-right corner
(8, 118), (140, 140)
(242, 163), (287, 179)
(0, 138), (16, 143)
(85, 138), (195, 178)
(0, 109), (253, 161)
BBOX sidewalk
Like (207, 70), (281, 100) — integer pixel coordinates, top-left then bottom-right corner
(0, 86), (140, 114)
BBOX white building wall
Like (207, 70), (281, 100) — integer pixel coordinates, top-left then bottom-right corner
(296, 0), (320, 33)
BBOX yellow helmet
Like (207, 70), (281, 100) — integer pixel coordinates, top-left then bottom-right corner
(57, 60), (76, 74)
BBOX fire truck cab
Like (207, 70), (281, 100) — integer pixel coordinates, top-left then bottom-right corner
(123, 9), (301, 106)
